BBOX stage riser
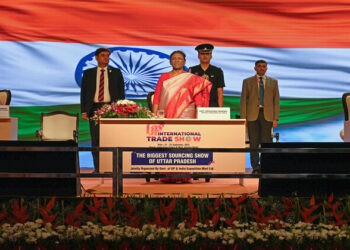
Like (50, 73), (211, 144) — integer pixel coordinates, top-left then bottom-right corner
(259, 142), (350, 197)
(0, 141), (80, 197)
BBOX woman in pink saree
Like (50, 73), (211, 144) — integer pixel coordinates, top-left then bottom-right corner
(152, 51), (212, 183)
(153, 51), (212, 118)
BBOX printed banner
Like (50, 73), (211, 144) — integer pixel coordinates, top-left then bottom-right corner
(131, 152), (213, 165)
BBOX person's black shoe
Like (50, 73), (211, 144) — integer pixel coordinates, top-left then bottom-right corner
(252, 166), (261, 174)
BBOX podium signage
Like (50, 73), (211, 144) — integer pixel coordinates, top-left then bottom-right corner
(197, 107), (230, 120)
(0, 105), (9, 118)
(145, 123), (202, 146)
(131, 151), (214, 172)
(99, 119), (246, 173)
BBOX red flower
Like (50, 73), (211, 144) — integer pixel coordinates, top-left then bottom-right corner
(274, 198), (294, 222)
(214, 197), (222, 208)
(185, 196), (198, 228)
(228, 244), (242, 250)
(160, 199), (176, 217)
(78, 245), (90, 250)
(210, 212), (221, 228)
(40, 197), (57, 225)
(96, 241), (109, 250)
(225, 213), (239, 228)
(269, 247), (282, 250)
(213, 243), (226, 250)
(284, 246), (297, 250)
(117, 106), (124, 114)
(325, 194), (347, 226)
(328, 193), (334, 203)
(34, 246), (47, 250)
(99, 211), (117, 225)
(8, 200), (30, 224)
(57, 246), (70, 250)
(300, 196), (319, 223)
(282, 197), (295, 211)
(174, 245), (185, 250)
(86, 196), (103, 214)
(195, 244), (207, 250)
(64, 200), (84, 227)
(155, 245), (167, 250)
(135, 243), (151, 250)
(122, 198), (136, 213)
(305, 246), (318, 250)
(106, 197), (116, 211)
(330, 246), (343, 250)
(0, 211), (7, 221)
(249, 199), (274, 225)
(119, 241), (132, 250)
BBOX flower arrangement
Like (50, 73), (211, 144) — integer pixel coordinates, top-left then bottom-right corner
(91, 99), (153, 124)
(0, 195), (349, 249)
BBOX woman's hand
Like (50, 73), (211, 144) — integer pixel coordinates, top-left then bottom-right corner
(152, 104), (159, 115)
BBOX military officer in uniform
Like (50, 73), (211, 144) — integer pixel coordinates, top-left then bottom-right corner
(189, 43), (225, 107)
(189, 44), (225, 182)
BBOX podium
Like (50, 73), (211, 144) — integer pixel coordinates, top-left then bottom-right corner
(0, 118), (18, 140)
(99, 119), (246, 181)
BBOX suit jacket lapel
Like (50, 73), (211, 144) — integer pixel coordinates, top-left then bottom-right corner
(265, 76), (271, 92)
(252, 76), (258, 95)
(107, 66), (113, 94)
(107, 66), (112, 78)
(91, 67), (98, 93)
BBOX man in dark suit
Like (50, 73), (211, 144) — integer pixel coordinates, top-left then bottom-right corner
(240, 60), (280, 174)
(80, 48), (125, 173)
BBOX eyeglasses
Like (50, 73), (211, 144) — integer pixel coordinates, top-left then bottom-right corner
(170, 57), (185, 61)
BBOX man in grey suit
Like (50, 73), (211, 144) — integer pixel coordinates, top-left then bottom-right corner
(240, 60), (280, 173)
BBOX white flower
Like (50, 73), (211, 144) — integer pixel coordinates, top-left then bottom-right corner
(42, 232), (51, 239)
(247, 238), (254, 244)
(207, 231), (218, 240)
(183, 236), (190, 244)
(116, 99), (136, 106)
(25, 237), (37, 244)
(35, 219), (43, 224)
(146, 233), (155, 241)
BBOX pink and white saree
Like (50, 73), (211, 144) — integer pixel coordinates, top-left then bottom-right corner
(157, 72), (212, 118)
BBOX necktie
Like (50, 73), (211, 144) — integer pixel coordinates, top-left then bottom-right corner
(98, 69), (105, 102)
(259, 76), (264, 106)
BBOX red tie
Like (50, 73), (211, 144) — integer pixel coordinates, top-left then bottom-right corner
(98, 69), (105, 102)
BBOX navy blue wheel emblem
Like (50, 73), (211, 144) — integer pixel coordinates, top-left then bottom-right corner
(75, 47), (186, 98)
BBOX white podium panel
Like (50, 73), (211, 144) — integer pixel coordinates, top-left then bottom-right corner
(99, 119), (246, 174)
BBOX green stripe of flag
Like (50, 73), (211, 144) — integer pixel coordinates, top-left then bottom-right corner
(9, 97), (343, 141)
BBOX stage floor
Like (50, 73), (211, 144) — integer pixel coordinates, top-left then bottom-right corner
(80, 169), (259, 197)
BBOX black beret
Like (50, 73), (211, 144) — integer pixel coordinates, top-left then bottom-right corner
(195, 43), (214, 53)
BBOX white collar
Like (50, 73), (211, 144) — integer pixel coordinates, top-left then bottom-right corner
(256, 74), (266, 80)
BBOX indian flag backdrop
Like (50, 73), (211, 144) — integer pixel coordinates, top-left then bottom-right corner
(1, 0), (349, 141)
